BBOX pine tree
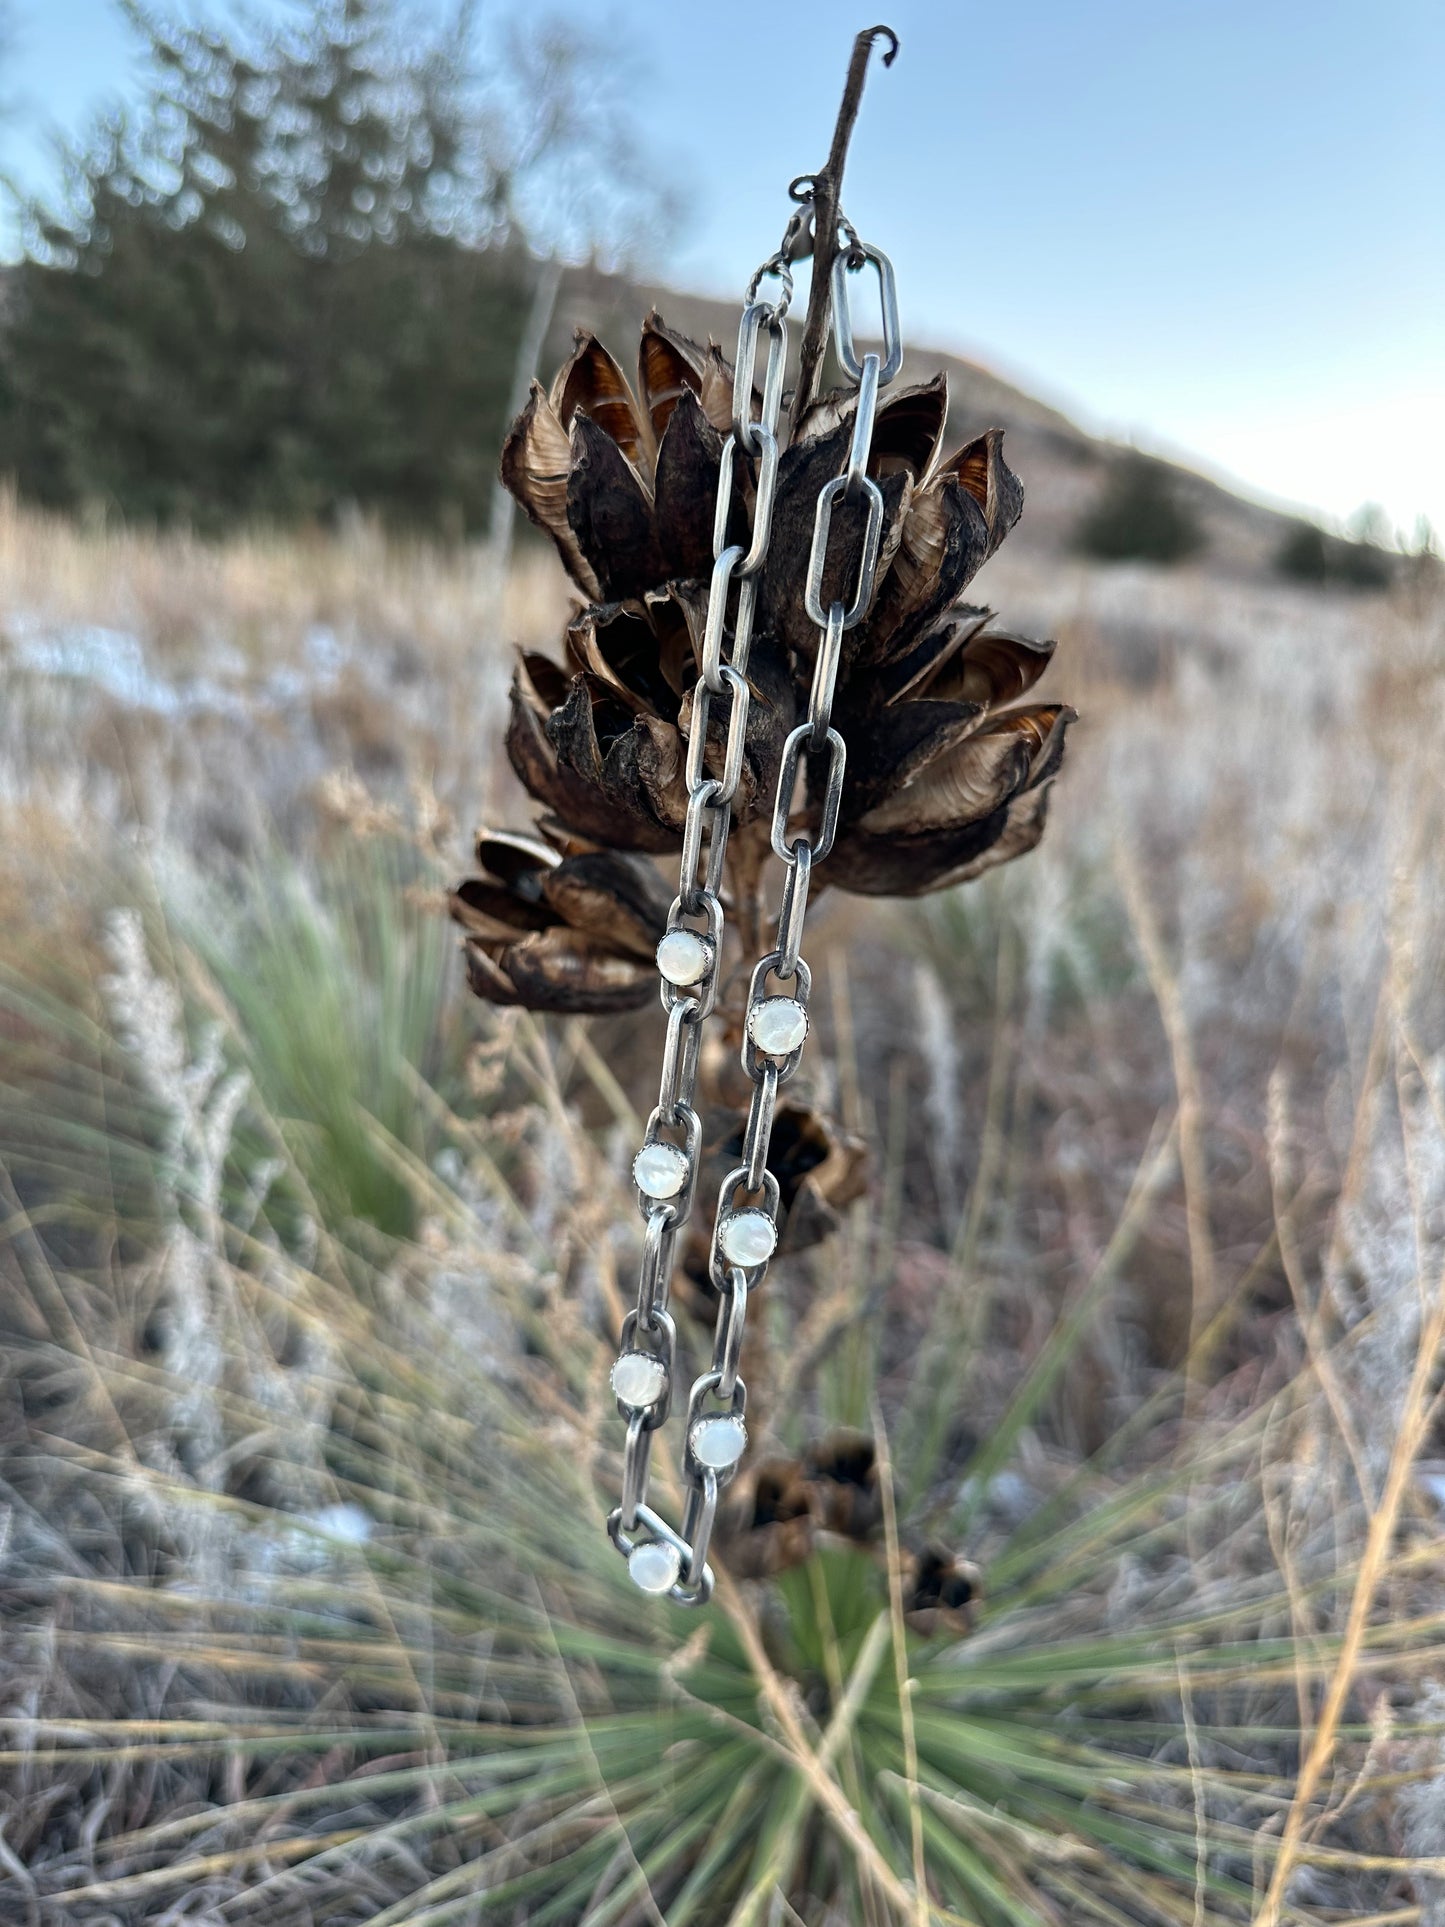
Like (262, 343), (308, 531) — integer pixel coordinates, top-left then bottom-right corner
(1075, 449), (1204, 565)
(0, 0), (656, 531)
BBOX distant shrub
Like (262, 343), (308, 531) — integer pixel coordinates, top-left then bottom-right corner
(1332, 537), (1392, 589)
(1276, 521), (1331, 583)
(1276, 520), (1392, 591)
(0, 0), (665, 534)
(1075, 451), (1204, 564)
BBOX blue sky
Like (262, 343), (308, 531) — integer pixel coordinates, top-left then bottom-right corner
(3, 0), (1442, 536)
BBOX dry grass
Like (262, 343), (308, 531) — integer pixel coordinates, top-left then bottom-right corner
(2, 494), (1444, 1922)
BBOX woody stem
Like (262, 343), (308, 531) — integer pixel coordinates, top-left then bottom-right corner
(791, 25), (898, 427)
(727, 830), (768, 977)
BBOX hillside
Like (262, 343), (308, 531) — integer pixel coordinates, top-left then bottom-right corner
(0, 252), (1398, 588)
(548, 261), (1370, 588)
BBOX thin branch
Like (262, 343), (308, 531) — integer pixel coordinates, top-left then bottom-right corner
(873, 1396), (931, 1927)
(791, 25), (898, 426)
(714, 1570), (926, 1923)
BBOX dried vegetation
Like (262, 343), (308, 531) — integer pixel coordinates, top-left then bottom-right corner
(2, 491), (1444, 1922)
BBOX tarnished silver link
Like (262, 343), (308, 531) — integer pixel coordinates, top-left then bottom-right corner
(771, 725), (846, 864)
(686, 1368), (749, 1432)
(733, 300), (789, 449)
(634, 1216), (677, 1333)
(712, 1271), (749, 1399)
(678, 779), (729, 916)
(805, 472), (885, 631)
(808, 600), (847, 747)
(682, 1470), (720, 1585)
(776, 841), (812, 979)
(611, 201), (901, 1607)
(742, 1065), (779, 1193)
(684, 666), (751, 807)
(660, 891), (723, 1024)
(715, 431), (780, 575)
(608, 1504), (714, 1606)
(700, 304), (787, 693)
(620, 1412), (653, 1529)
(701, 568), (761, 693)
(638, 1101), (702, 1225)
(700, 546), (746, 694)
(704, 816), (732, 902)
(617, 1305), (677, 1427)
(831, 240), (903, 384)
(741, 954), (813, 1085)
(654, 1002), (700, 1129)
(678, 1372), (747, 1580)
(844, 351), (881, 503)
(708, 1165), (782, 1292)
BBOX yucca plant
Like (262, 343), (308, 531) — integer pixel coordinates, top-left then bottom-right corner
(456, 313), (1072, 999)
(447, 229), (1078, 1385)
(4, 838), (1442, 1924)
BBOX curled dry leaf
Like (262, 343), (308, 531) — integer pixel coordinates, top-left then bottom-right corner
(448, 827), (670, 1014)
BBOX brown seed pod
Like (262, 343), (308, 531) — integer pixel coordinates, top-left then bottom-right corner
(448, 828), (670, 1014)
(899, 1542), (983, 1639)
(803, 1428), (883, 1543)
(456, 313), (1075, 1019)
(714, 1456), (816, 1578)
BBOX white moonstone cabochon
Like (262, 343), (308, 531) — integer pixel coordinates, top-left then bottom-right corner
(633, 1141), (689, 1199)
(610, 1352), (667, 1407)
(719, 1208), (777, 1268)
(656, 929), (711, 986)
(748, 996), (808, 1056)
(628, 1539), (682, 1593)
(690, 1414), (748, 1469)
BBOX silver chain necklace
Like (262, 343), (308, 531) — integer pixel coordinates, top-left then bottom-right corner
(606, 207), (904, 1605)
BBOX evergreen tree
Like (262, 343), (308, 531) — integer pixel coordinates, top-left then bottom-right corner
(1075, 449), (1204, 565)
(0, 0), (661, 532)
(1276, 518), (1393, 591)
(1276, 521), (1330, 584)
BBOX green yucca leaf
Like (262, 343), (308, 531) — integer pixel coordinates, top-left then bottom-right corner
(5, 834), (1441, 1926)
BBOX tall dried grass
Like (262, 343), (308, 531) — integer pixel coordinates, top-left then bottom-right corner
(2, 498), (1443, 1923)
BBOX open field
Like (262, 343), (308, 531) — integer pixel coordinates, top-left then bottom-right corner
(3, 491), (1445, 1922)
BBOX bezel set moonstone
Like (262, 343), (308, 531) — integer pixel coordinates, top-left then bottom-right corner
(628, 1539), (682, 1594)
(632, 1141), (690, 1200)
(747, 994), (809, 1056)
(689, 1413), (748, 1471)
(655, 928), (713, 987)
(717, 1207), (778, 1269)
(610, 1351), (668, 1408)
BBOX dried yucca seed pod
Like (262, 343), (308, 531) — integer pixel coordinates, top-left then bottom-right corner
(714, 1456), (817, 1578)
(453, 311), (1075, 1017)
(803, 1429), (883, 1542)
(449, 827), (670, 1013)
(899, 1543), (983, 1639)
(676, 1099), (870, 1299)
